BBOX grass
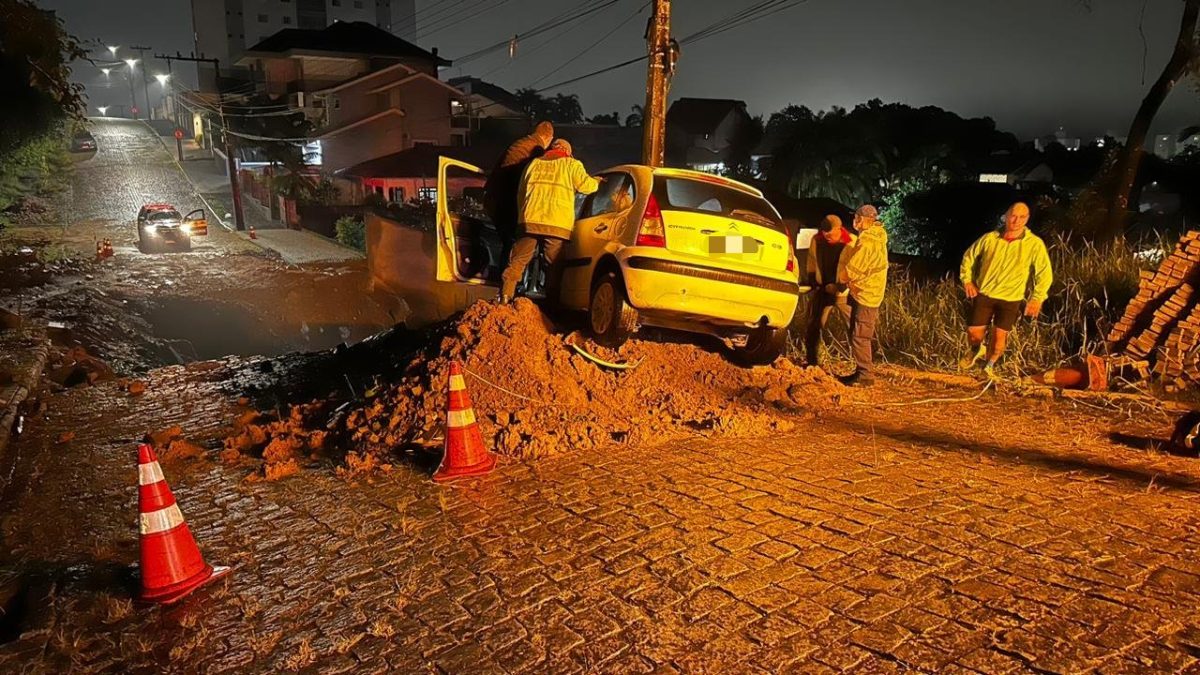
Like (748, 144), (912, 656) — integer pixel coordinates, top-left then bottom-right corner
(792, 233), (1161, 376)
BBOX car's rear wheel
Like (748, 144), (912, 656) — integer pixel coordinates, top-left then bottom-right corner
(589, 272), (637, 348)
(736, 326), (789, 365)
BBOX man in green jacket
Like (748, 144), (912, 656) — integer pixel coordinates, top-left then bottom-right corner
(837, 205), (889, 386)
(501, 139), (599, 303)
(959, 201), (1053, 376)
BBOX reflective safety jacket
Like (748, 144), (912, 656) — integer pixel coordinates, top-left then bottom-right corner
(838, 224), (889, 308)
(518, 155), (599, 240)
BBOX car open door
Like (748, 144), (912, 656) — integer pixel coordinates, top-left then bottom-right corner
(184, 208), (209, 236)
(435, 156), (500, 286)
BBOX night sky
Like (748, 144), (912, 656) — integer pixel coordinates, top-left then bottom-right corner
(45, 0), (1198, 140)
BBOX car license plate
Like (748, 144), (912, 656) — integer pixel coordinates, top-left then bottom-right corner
(708, 235), (759, 255)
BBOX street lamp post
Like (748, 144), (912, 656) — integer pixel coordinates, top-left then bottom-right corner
(155, 74), (170, 121)
(124, 58), (138, 118)
(107, 45), (118, 58)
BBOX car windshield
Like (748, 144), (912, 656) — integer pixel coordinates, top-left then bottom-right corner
(147, 210), (181, 221)
(653, 177), (785, 233)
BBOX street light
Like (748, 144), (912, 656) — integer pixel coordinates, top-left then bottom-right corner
(97, 106), (108, 116)
(124, 59), (139, 118)
(107, 45), (118, 58)
(101, 67), (111, 77)
(155, 73), (169, 86)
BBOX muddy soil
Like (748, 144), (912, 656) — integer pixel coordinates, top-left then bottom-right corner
(223, 299), (851, 478)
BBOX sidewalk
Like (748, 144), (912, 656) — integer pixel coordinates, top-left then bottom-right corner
(244, 228), (363, 264)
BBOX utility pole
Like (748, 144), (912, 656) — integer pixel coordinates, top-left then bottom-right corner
(641, 0), (675, 167)
(156, 53), (245, 231)
(131, 46), (154, 119)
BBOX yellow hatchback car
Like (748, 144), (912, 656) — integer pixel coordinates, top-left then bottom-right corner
(436, 158), (804, 363)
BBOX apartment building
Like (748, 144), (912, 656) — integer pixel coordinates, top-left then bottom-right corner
(190, 0), (417, 90)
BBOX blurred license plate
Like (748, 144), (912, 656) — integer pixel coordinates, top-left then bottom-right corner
(708, 235), (759, 255)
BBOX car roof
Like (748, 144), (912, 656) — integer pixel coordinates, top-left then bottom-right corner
(142, 203), (177, 211)
(598, 164), (765, 198)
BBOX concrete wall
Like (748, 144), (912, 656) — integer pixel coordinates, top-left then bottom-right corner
(365, 212), (493, 326)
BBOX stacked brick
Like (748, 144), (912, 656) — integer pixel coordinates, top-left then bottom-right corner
(1108, 231), (1200, 386)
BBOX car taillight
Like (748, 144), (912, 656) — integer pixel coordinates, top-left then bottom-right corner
(786, 254), (796, 273)
(635, 194), (666, 247)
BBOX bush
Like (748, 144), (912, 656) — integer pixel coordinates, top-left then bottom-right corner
(0, 127), (69, 226)
(796, 233), (1160, 375)
(334, 215), (365, 251)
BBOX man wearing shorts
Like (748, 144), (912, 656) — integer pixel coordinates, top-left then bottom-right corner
(958, 202), (1053, 376)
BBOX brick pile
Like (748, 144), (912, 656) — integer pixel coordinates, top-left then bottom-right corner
(1108, 231), (1200, 386)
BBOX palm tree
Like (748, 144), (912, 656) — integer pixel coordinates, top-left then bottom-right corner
(625, 104), (644, 128)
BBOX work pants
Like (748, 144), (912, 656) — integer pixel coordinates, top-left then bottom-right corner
(849, 299), (880, 377)
(501, 235), (566, 300)
(803, 291), (851, 366)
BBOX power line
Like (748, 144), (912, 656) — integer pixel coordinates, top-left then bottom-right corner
(528, 0), (650, 88)
(451, 0), (624, 65)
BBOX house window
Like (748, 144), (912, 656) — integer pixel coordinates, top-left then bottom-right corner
(332, 0), (340, 5)
(412, 140), (436, 147)
(388, 187), (404, 204)
(354, 0), (363, 7)
(282, 15), (292, 24)
(257, 13), (268, 22)
(418, 187), (437, 203)
(332, 97), (340, 110)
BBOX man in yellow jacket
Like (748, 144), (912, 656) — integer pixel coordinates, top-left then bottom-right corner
(837, 205), (889, 386)
(500, 139), (599, 303)
(959, 201), (1053, 376)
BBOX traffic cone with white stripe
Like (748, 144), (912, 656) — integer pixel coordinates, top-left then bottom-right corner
(432, 362), (496, 482)
(136, 443), (230, 603)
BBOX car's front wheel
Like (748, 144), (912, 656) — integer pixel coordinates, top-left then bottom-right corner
(589, 272), (637, 348)
(736, 326), (789, 365)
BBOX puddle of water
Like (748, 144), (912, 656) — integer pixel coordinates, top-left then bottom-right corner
(145, 297), (380, 361)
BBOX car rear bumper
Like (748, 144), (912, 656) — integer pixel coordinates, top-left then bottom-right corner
(620, 254), (800, 329)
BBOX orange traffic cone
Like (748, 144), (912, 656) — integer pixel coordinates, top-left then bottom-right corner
(248, 225), (257, 240)
(136, 443), (230, 603)
(432, 362), (497, 482)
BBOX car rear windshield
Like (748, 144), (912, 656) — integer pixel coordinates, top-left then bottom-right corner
(653, 176), (785, 233)
(147, 210), (181, 221)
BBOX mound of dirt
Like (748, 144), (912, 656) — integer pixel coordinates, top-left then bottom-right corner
(223, 296), (844, 475)
(225, 299), (846, 475)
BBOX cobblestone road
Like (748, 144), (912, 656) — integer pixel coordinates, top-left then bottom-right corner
(2, 119), (395, 367)
(2, 355), (1200, 673)
(4, 119), (1200, 674)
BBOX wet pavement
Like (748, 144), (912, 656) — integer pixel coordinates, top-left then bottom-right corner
(5, 120), (1200, 673)
(3, 358), (1200, 673)
(0, 118), (397, 373)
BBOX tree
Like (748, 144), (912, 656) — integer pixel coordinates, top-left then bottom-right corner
(0, 0), (86, 153)
(226, 95), (324, 202)
(721, 114), (764, 181)
(588, 111), (621, 125)
(1103, 0), (1199, 236)
(512, 88), (585, 124)
(625, 104), (645, 128)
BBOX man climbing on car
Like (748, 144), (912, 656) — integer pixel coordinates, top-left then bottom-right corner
(484, 120), (555, 270)
(500, 138), (599, 304)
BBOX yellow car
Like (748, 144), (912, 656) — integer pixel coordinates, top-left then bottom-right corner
(436, 158), (803, 363)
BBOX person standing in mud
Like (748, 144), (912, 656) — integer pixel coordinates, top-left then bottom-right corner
(803, 214), (855, 368)
(484, 121), (555, 274)
(500, 138), (599, 304)
(836, 205), (889, 387)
